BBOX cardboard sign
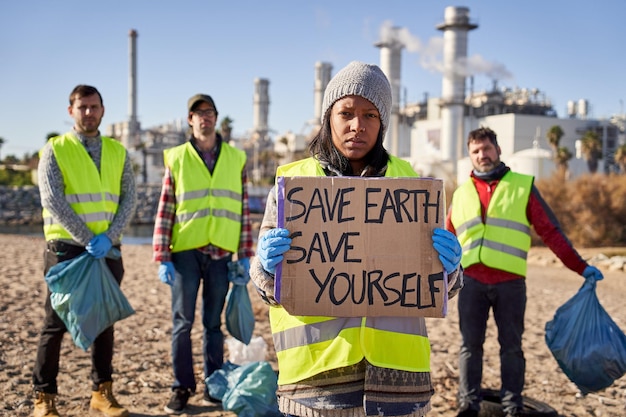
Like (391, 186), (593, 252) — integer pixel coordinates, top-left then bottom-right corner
(275, 176), (448, 318)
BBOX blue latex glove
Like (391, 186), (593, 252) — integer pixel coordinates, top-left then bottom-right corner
(582, 265), (604, 282)
(257, 228), (292, 274)
(86, 233), (112, 259)
(237, 257), (251, 276)
(159, 261), (176, 286)
(432, 228), (462, 273)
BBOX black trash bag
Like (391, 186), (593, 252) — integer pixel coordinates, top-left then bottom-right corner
(206, 361), (282, 417)
(45, 248), (135, 351)
(545, 279), (626, 394)
(225, 260), (255, 345)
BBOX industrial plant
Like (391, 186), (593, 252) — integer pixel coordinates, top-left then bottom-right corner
(106, 6), (626, 187)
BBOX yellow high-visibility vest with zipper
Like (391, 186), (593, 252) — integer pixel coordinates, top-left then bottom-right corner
(165, 141), (246, 253)
(270, 156), (432, 385)
(450, 171), (533, 276)
(42, 134), (125, 241)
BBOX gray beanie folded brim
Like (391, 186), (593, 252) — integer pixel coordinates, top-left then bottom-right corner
(321, 61), (392, 137)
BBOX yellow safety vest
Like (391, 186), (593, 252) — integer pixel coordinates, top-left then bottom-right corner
(271, 156), (432, 385)
(165, 141), (246, 253)
(42, 134), (125, 241)
(450, 171), (533, 275)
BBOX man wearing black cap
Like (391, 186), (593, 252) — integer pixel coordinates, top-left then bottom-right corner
(153, 94), (254, 414)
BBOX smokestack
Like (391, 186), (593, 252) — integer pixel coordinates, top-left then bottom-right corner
(375, 28), (403, 156)
(128, 29), (139, 148)
(314, 62), (332, 125)
(253, 78), (270, 140)
(436, 7), (477, 174)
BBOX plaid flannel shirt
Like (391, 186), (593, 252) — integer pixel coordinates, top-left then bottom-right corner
(152, 160), (254, 263)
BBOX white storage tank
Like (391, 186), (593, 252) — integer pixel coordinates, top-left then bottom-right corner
(567, 100), (577, 118)
(578, 99), (589, 119)
(508, 147), (555, 180)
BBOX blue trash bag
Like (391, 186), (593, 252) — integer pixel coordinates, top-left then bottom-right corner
(45, 248), (135, 351)
(225, 261), (255, 345)
(545, 279), (626, 394)
(206, 361), (282, 417)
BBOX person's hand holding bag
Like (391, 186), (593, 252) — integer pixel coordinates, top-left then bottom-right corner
(582, 265), (603, 282)
(159, 261), (176, 286)
(236, 257), (251, 277)
(432, 228), (462, 273)
(257, 228), (291, 274)
(86, 233), (112, 259)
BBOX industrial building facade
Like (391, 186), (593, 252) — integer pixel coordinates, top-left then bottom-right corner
(106, 7), (625, 187)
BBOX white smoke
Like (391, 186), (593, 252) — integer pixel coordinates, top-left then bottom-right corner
(378, 20), (513, 81)
(457, 55), (513, 80)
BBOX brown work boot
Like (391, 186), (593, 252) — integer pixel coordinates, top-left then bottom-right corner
(33, 392), (60, 417)
(89, 381), (129, 417)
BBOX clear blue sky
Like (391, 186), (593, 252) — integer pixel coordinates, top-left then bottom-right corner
(1, 0), (625, 158)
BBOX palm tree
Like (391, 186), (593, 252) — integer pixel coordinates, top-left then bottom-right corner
(220, 117), (233, 143)
(555, 146), (573, 179)
(614, 144), (626, 174)
(0, 136), (4, 162)
(546, 125), (564, 155)
(580, 130), (602, 173)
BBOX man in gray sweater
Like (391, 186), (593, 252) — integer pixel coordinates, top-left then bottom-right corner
(32, 85), (136, 417)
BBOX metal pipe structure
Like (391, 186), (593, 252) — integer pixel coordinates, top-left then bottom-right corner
(375, 28), (403, 156)
(253, 78), (270, 141)
(314, 61), (333, 126)
(436, 7), (477, 173)
(128, 29), (139, 148)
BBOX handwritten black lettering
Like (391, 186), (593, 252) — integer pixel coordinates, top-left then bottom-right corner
(364, 188), (441, 224)
(286, 186), (356, 223)
(287, 231), (305, 263)
(285, 187), (306, 221)
(309, 266), (445, 310)
(288, 232), (361, 264)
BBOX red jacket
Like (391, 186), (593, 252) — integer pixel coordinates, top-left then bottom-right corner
(446, 170), (588, 284)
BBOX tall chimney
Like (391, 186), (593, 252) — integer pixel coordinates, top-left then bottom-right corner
(314, 61), (333, 125)
(375, 28), (403, 156)
(436, 7), (477, 174)
(253, 78), (270, 141)
(128, 29), (139, 148)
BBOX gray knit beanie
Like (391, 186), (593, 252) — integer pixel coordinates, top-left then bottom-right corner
(321, 61), (392, 138)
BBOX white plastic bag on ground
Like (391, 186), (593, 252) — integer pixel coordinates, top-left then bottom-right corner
(226, 336), (267, 365)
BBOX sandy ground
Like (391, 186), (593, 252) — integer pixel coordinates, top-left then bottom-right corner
(1, 234), (625, 417)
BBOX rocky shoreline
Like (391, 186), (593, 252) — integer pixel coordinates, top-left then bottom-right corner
(528, 246), (626, 272)
(0, 184), (161, 225)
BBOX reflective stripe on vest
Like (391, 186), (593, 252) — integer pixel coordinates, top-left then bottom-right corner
(451, 171), (533, 275)
(165, 141), (246, 253)
(271, 156), (431, 385)
(42, 134), (125, 241)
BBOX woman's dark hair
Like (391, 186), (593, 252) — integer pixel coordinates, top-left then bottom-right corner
(308, 108), (389, 176)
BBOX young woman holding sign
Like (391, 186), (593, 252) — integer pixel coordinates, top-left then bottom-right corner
(250, 61), (463, 417)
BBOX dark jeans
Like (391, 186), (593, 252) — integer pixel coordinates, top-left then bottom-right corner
(170, 249), (231, 392)
(457, 276), (526, 414)
(32, 240), (124, 393)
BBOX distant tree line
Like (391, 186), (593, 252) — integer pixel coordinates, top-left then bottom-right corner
(546, 125), (626, 177)
(1, 126), (625, 187)
(0, 132), (60, 186)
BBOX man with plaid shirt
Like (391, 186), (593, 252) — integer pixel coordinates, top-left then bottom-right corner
(153, 93), (254, 415)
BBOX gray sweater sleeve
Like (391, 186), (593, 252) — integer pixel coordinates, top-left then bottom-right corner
(38, 143), (94, 245)
(250, 186), (280, 305)
(105, 153), (137, 244)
